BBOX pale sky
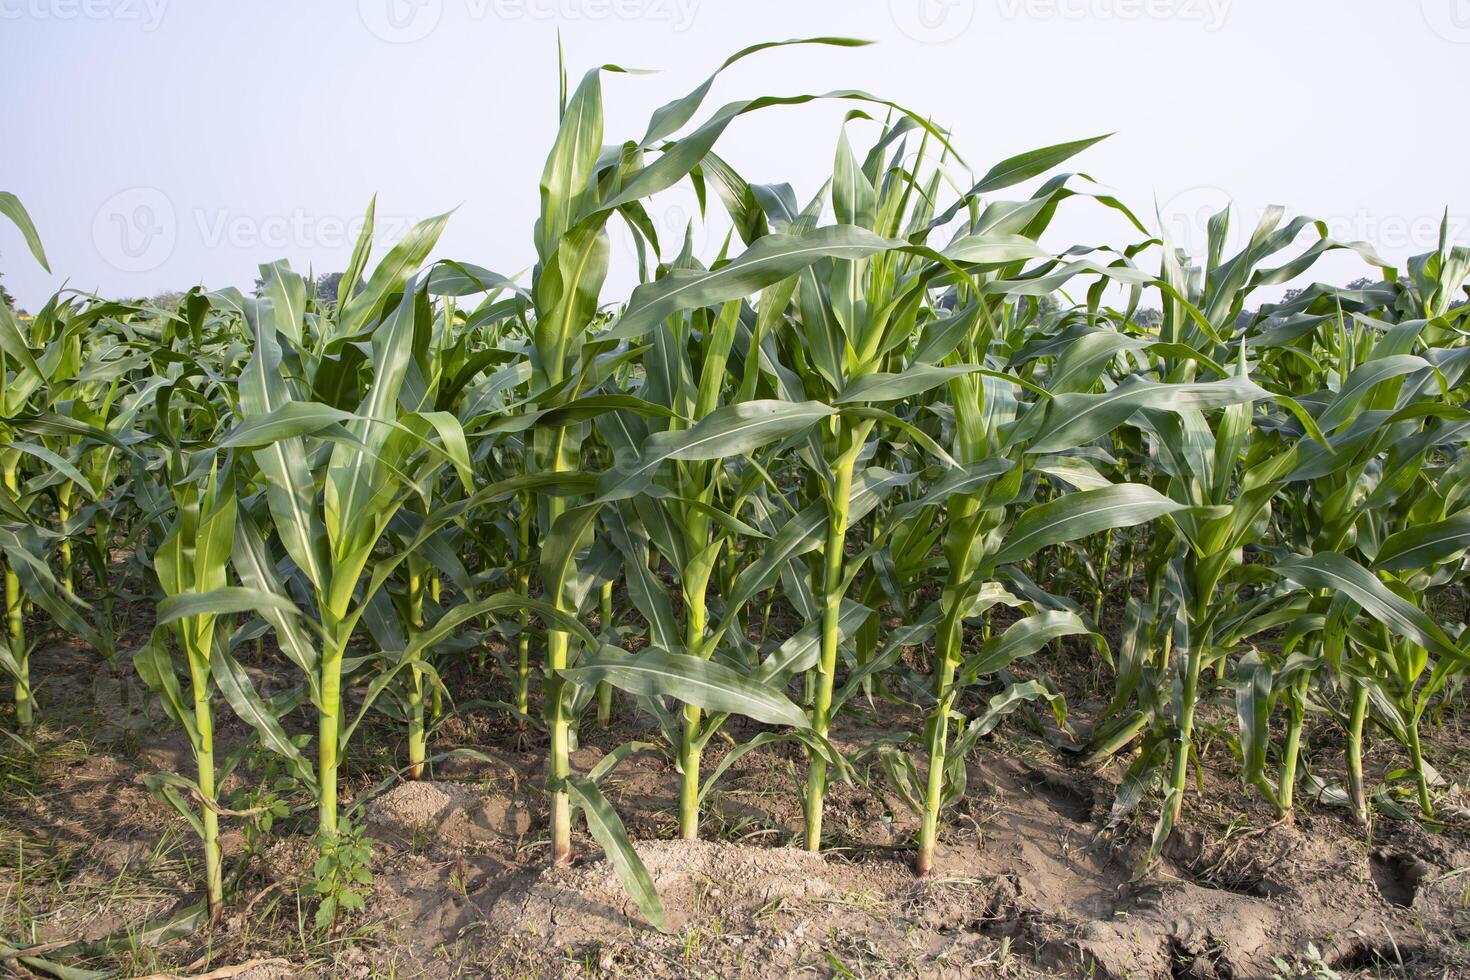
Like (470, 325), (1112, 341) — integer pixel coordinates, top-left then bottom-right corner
(2, 0), (1466, 310)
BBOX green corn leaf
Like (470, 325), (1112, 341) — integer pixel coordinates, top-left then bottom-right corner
(1374, 512), (1470, 572)
(834, 364), (983, 405)
(1234, 651), (1271, 783)
(565, 776), (668, 933)
(961, 611), (1097, 683)
(1316, 354), (1434, 433)
(131, 635), (195, 742)
(602, 399), (835, 499)
(1272, 553), (1464, 663)
(211, 642), (318, 790)
(990, 484), (1187, 569)
(606, 226), (901, 341)
(973, 135), (1110, 194)
(0, 191), (50, 271)
(563, 646), (810, 729)
(1028, 375), (1270, 454)
(755, 599), (872, 684)
(336, 212), (452, 341)
(156, 587), (303, 628)
(217, 401), (357, 449)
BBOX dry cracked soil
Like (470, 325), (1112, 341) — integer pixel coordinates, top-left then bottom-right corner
(4, 640), (1470, 978)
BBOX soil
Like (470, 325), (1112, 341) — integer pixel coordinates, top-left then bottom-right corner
(4, 633), (1470, 978)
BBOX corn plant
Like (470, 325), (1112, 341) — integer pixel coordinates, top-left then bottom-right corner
(1, 206), (53, 730)
(524, 36), (939, 873)
(1075, 206), (1392, 847)
(133, 454), (243, 922)
(221, 240), (472, 844)
(1, 288), (121, 731)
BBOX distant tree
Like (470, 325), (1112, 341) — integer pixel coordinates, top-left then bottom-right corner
(1281, 277), (1377, 306)
(0, 270), (15, 309)
(314, 271), (364, 305)
(250, 271), (359, 305)
(148, 290), (187, 310)
(315, 271), (345, 302)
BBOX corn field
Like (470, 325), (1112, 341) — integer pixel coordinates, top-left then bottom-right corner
(2, 38), (1469, 973)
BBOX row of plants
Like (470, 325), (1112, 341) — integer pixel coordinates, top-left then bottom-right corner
(2, 39), (1467, 939)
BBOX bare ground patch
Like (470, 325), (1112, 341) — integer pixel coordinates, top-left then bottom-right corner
(4, 643), (1470, 978)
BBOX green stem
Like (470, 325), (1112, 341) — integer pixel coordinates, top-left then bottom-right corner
(57, 483), (74, 596)
(1406, 719), (1433, 818)
(1120, 536), (1136, 600)
(546, 628), (572, 863)
(543, 428), (574, 866)
(406, 668), (426, 781)
(406, 561), (427, 780)
(1167, 562), (1215, 824)
(677, 586), (708, 840)
(318, 627), (347, 841)
(917, 613), (961, 876)
(1345, 680), (1369, 825)
(190, 665), (222, 923)
(6, 559), (25, 734)
(1167, 642), (1202, 823)
(1093, 528), (1113, 623)
(596, 579), (614, 729)
(1276, 673), (1309, 818)
(1155, 621), (1172, 674)
(804, 447), (857, 852)
(95, 514), (114, 660)
(4, 464), (28, 734)
(515, 500), (532, 723)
